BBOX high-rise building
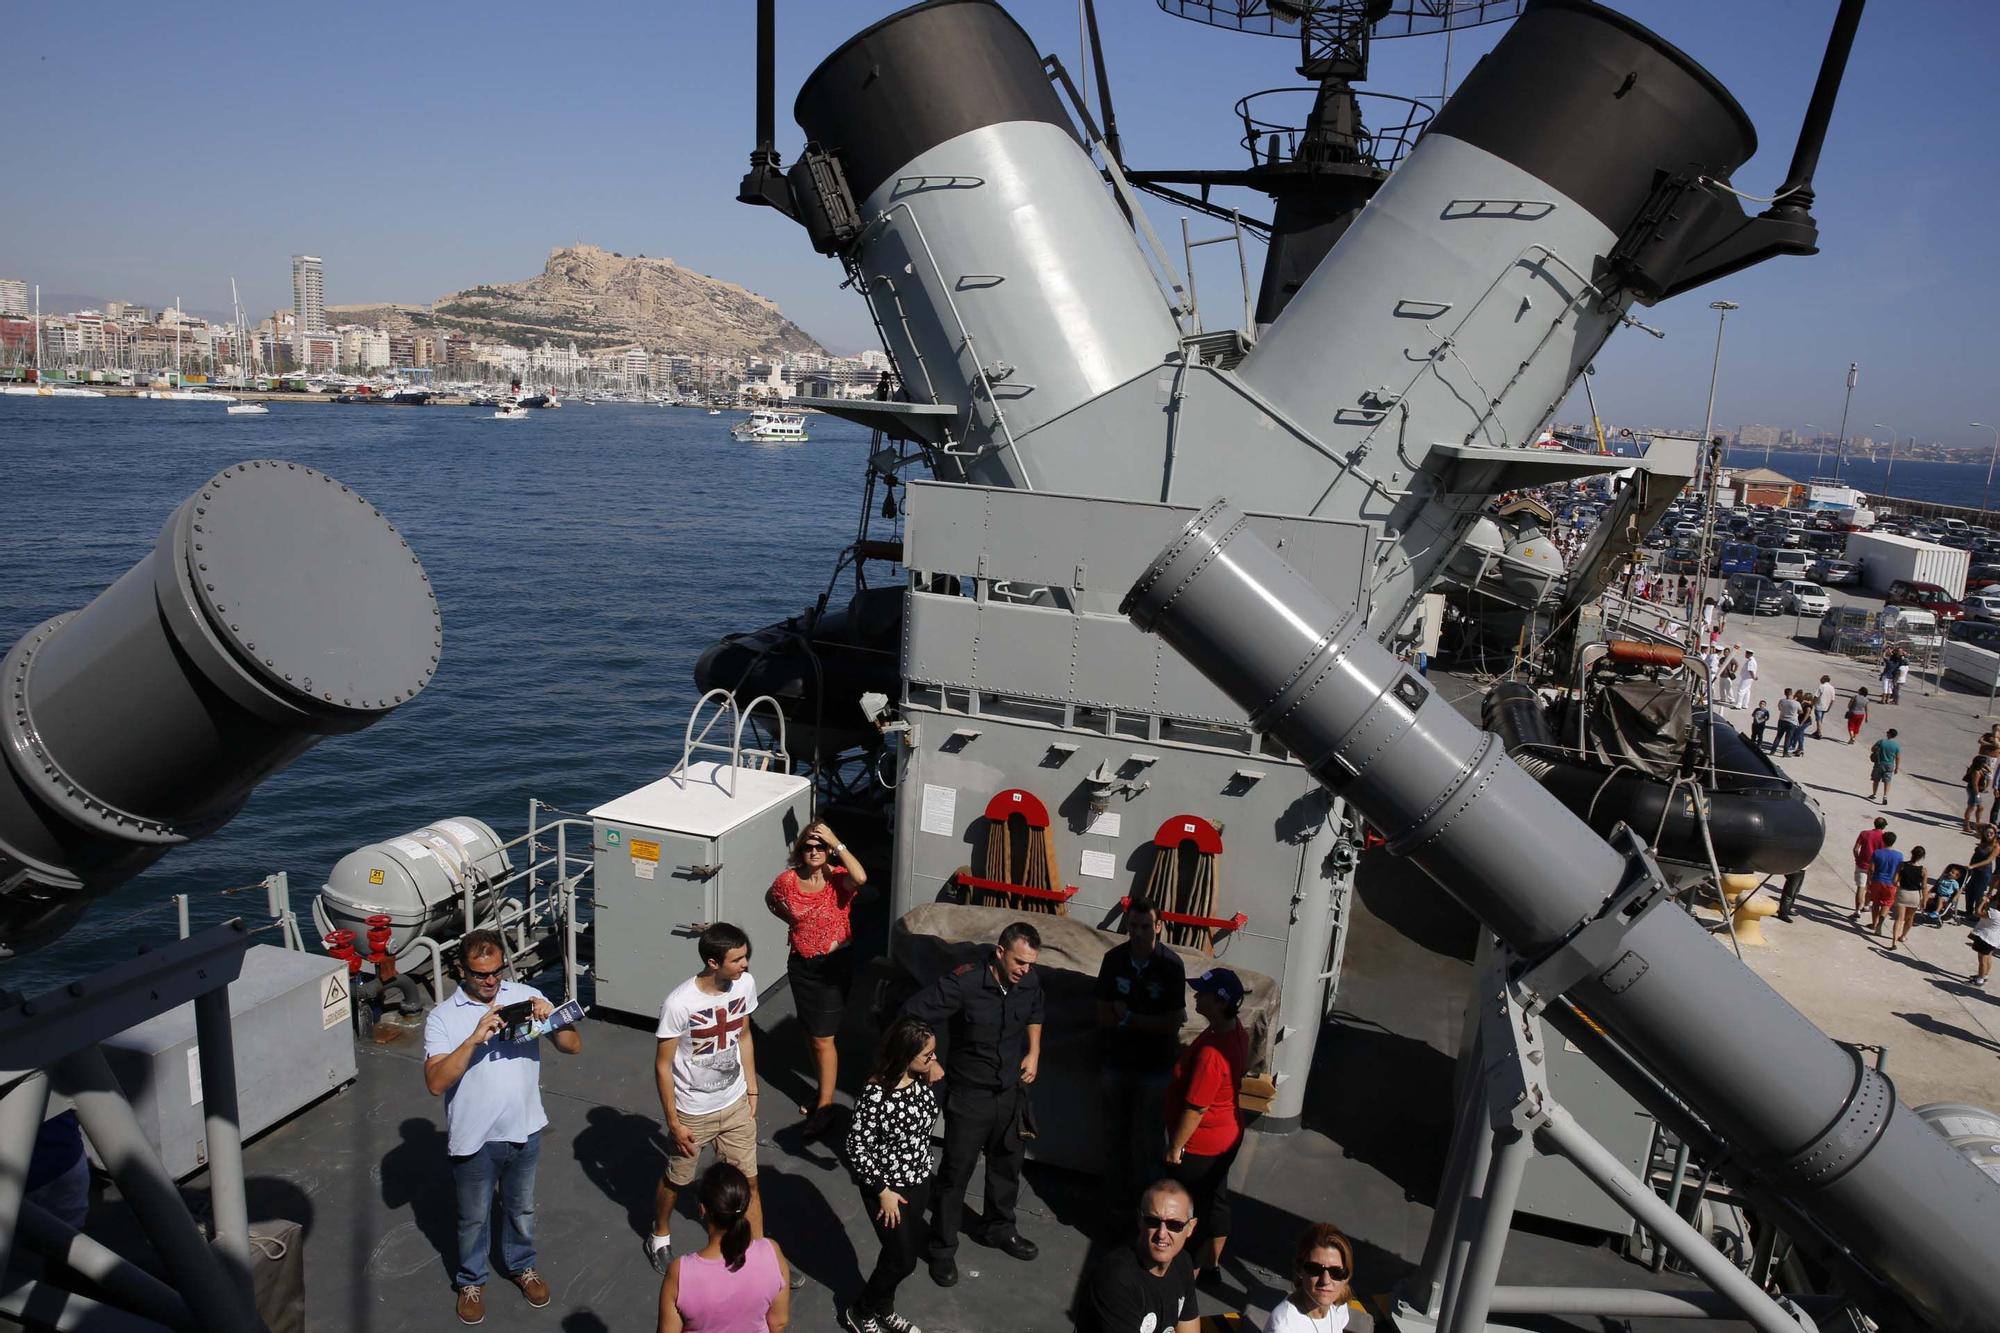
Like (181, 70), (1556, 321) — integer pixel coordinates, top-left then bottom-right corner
(290, 254), (324, 364)
(0, 279), (33, 317)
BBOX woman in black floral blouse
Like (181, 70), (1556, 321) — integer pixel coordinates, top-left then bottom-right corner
(840, 1016), (944, 1333)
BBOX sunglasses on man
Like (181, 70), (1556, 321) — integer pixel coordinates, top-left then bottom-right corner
(1139, 1214), (1190, 1234)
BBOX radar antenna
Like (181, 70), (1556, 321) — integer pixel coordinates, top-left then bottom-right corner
(1138, 1), (1521, 324)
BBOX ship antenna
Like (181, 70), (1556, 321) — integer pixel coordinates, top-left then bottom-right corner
(1764, 0), (1867, 224)
(738, 0), (797, 218)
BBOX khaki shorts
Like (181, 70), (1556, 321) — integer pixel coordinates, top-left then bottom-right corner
(664, 1095), (757, 1186)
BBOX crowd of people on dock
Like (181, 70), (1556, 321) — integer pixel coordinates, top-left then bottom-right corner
(1847, 728), (2000, 979)
(421, 821), (1356, 1332)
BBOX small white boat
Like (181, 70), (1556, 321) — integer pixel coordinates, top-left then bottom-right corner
(225, 402), (270, 416)
(493, 404), (530, 420)
(707, 407), (721, 415)
(731, 408), (808, 442)
(1, 384), (106, 398)
(142, 388), (239, 402)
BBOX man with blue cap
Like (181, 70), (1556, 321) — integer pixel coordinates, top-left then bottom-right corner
(1162, 967), (1249, 1289)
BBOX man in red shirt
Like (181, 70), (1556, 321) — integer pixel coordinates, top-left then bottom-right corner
(1162, 968), (1249, 1288)
(1852, 816), (1889, 923)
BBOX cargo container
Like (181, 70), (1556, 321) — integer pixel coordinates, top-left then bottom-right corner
(1844, 530), (1971, 598)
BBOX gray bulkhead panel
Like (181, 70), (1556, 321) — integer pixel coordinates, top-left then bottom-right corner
(892, 483), (1365, 1127)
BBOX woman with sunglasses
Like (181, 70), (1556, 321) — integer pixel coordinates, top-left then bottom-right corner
(765, 821), (868, 1138)
(1265, 1223), (1355, 1332)
(839, 1017), (944, 1333)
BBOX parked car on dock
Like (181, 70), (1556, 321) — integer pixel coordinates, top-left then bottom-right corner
(1818, 605), (1874, 651)
(1963, 588), (2000, 622)
(1950, 618), (2000, 649)
(1723, 573), (1788, 616)
(1884, 579), (1965, 621)
(1809, 556), (1859, 586)
(1879, 606), (1945, 652)
(1778, 580), (1831, 616)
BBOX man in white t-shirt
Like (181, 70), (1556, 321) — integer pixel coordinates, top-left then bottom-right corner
(1813, 675), (1837, 739)
(648, 921), (761, 1274)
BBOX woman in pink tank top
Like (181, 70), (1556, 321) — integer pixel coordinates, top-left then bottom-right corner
(660, 1163), (791, 1332)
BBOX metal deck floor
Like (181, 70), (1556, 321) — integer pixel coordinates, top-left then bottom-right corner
(111, 846), (1750, 1333)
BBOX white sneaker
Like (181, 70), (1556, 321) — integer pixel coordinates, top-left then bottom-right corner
(646, 1233), (672, 1276)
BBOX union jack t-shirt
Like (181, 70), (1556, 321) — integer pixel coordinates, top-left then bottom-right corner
(656, 973), (758, 1117)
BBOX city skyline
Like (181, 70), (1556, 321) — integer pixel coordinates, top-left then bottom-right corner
(4, 1), (1995, 446)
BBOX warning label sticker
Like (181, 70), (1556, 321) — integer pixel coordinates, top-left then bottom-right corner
(368, 868), (385, 885)
(634, 860), (657, 881)
(322, 972), (352, 1030)
(630, 839), (661, 862)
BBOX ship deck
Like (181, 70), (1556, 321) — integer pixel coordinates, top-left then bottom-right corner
(133, 836), (1748, 1333)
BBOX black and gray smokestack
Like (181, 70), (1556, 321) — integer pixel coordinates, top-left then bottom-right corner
(0, 460), (443, 956)
(1124, 499), (2000, 1332)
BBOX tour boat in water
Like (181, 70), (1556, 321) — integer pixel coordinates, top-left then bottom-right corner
(730, 408), (807, 442)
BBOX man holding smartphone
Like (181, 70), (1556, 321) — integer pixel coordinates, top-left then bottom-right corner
(424, 929), (583, 1325)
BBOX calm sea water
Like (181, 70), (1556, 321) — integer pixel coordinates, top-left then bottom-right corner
(1722, 446), (2000, 512)
(0, 398), (876, 988)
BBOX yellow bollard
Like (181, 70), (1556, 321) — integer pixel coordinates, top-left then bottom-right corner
(1719, 872), (1777, 946)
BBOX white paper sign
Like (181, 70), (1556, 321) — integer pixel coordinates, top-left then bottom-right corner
(321, 971), (352, 1031)
(634, 859), (657, 880)
(187, 1046), (203, 1105)
(1079, 850), (1119, 879)
(1085, 811), (1122, 838)
(921, 784), (958, 836)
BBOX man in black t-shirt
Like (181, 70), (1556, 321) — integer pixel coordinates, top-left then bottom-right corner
(1094, 898), (1187, 1209)
(1078, 1178), (1201, 1333)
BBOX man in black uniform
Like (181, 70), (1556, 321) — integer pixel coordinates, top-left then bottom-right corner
(903, 920), (1045, 1286)
(1077, 1178), (1201, 1333)
(1094, 897), (1186, 1211)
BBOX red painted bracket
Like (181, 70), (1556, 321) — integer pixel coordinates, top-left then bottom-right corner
(957, 870), (1077, 903)
(1152, 814), (1223, 854)
(1118, 895), (1247, 936)
(984, 788), (1051, 828)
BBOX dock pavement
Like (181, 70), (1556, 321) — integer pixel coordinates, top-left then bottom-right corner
(1663, 584), (1999, 1110)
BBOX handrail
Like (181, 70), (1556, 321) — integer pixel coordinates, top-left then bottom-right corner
(735, 693), (792, 778)
(870, 201), (1035, 488)
(677, 688), (742, 791)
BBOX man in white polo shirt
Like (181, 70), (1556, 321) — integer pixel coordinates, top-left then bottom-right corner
(424, 929), (583, 1325)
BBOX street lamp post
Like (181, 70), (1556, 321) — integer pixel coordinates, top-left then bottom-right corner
(1830, 361), (1857, 475)
(1873, 422), (1898, 489)
(1690, 300), (1738, 649)
(1697, 300), (1738, 490)
(1976, 422), (2000, 516)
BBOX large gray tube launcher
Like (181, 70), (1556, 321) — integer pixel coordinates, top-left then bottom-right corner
(1123, 500), (2000, 1332)
(0, 461), (442, 958)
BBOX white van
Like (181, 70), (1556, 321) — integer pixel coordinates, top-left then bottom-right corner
(1769, 548), (1814, 580)
(1879, 606), (1942, 651)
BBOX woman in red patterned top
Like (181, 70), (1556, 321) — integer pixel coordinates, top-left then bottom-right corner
(766, 821), (868, 1139)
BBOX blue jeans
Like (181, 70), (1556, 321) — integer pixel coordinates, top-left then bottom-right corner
(452, 1131), (540, 1287)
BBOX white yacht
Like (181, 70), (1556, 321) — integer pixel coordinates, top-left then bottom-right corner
(730, 408), (808, 442)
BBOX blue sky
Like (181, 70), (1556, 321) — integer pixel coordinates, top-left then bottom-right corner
(5, 1), (1993, 443)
